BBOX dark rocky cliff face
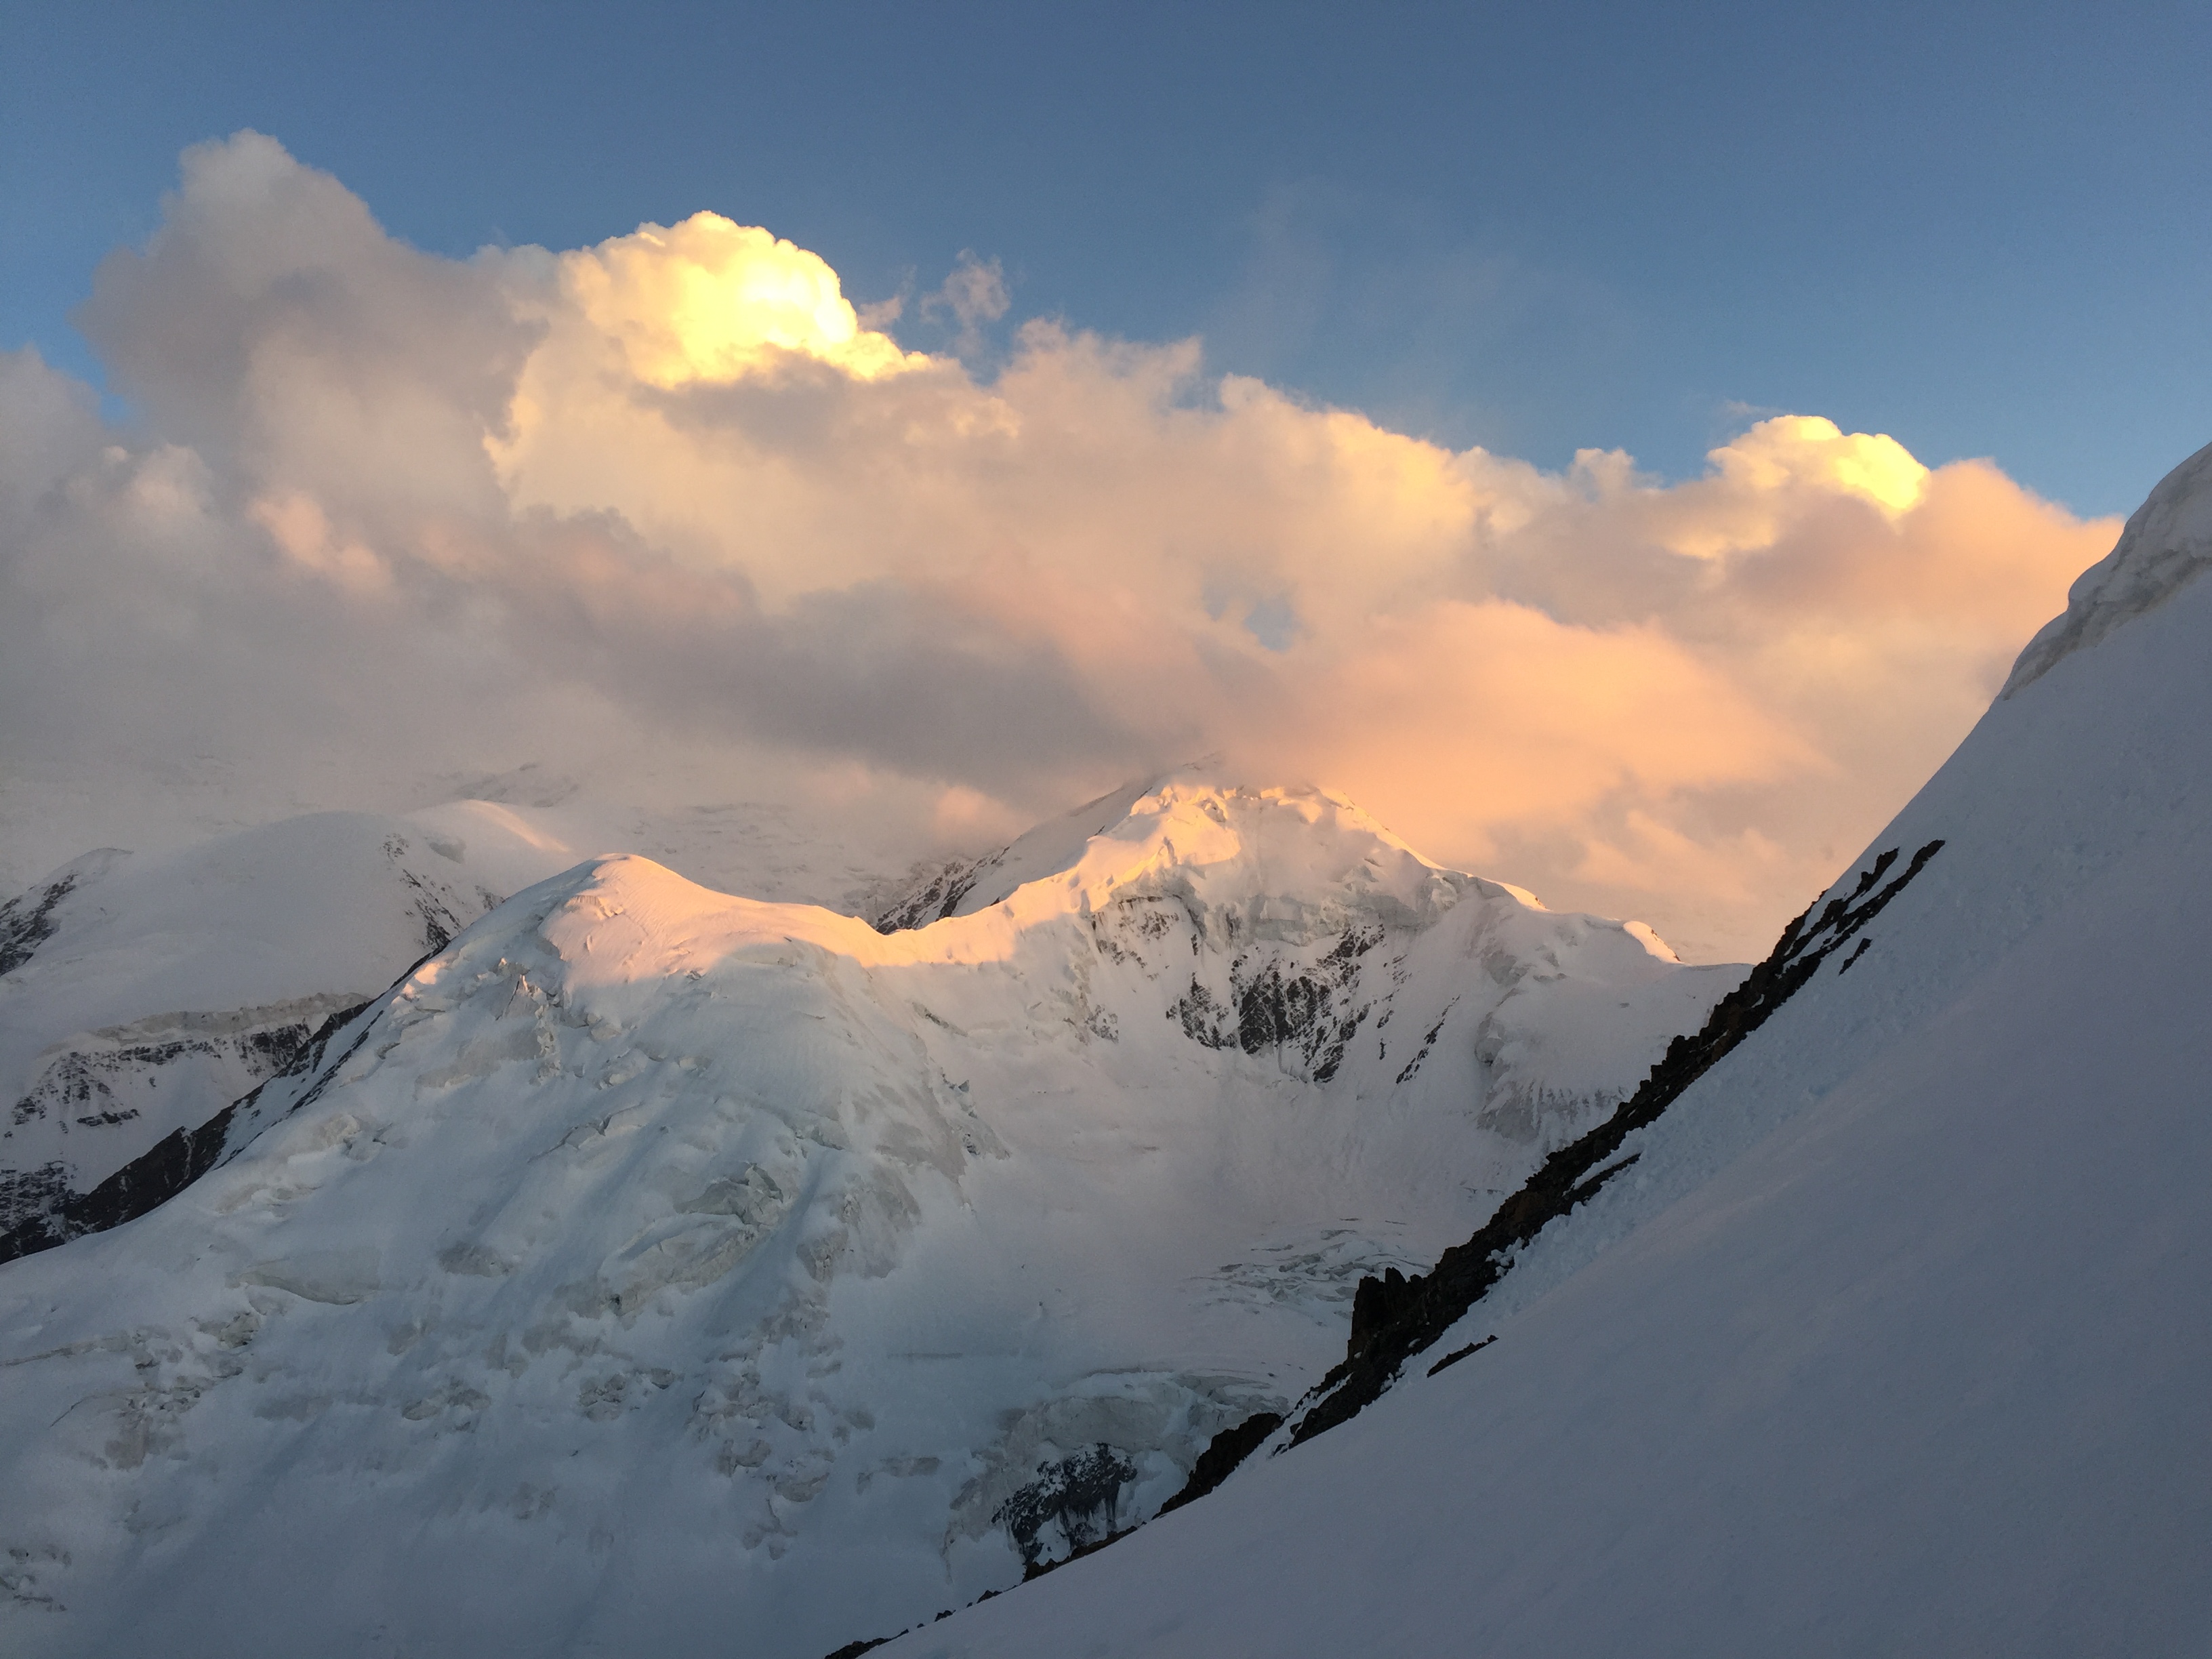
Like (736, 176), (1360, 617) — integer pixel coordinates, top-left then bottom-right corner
(992, 1444), (1142, 1574)
(1164, 923), (1384, 1082)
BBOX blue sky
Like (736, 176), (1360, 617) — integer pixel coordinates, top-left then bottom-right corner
(5, 0), (2209, 516)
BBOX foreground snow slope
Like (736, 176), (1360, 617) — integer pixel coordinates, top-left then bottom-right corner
(0, 804), (578, 1229)
(876, 448), (2212, 1658)
(0, 776), (1728, 1658)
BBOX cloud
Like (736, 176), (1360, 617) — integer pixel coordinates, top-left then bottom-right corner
(0, 134), (2121, 958)
(77, 131), (535, 522)
(552, 212), (924, 387)
(920, 251), (1012, 359)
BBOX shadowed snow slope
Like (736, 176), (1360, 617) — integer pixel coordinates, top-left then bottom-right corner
(872, 460), (2212, 1658)
(0, 777), (1729, 1658)
(0, 806), (579, 1230)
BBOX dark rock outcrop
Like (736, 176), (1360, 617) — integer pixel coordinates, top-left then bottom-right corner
(872, 857), (986, 933)
(991, 1443), (1141, 1574)
(1155, 1410), (1286, 1516)
(9, 1014), (327, 1134)
(1166, 925), (1383, 1082)
(0, 1161), (71, 1235)
(1275, 838), (1946, 1449)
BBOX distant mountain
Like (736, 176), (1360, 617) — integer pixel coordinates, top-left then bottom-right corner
(0, 805), (588, 1249)
(865, 443), (2212, 1657)
(0, 774), (1731, 1657)
(865, 778), (1162, 931)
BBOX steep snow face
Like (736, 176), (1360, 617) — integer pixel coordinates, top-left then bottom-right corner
(0, 779), (1728, 1658)
(0, 806), (578, 1230)
(878, 457), (2212, 1657)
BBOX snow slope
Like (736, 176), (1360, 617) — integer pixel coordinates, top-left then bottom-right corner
(872, 453), (2212, 1657)
(0, 804), (579, 1234)
(0, 777), (1729, 1657)
(866, 779), (1162, 930)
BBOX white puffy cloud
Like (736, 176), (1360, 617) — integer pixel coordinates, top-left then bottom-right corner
(0, 134), (2120, 958)
(550, 212), (924, 388)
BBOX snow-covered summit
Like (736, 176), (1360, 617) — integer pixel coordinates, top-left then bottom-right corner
(875, 770), (1557, 946)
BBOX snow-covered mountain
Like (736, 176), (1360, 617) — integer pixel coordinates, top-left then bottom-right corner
(0, 804), (581, 1250)
(0, 773), (1731, 1656)
(19, 418), (2203, 1659)
(863, 443), (2212, 1656)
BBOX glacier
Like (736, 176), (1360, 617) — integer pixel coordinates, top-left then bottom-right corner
(0, 775), (1731, 1656)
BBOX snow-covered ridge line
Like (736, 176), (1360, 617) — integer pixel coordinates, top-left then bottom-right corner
(2003, 436), (2212, 696)
(0, 853), (125, 978)
(869, 773), (1539, 939)
(790, 830), (1945, 1637)
(0, 777), (1681, 1273)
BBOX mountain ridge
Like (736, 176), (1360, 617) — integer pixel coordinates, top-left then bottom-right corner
(858, 441), (2212, 1658)
(0, 772), (1732, 1656)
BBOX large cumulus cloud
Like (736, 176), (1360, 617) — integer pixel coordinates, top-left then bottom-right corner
(0, 134), (2117, 958)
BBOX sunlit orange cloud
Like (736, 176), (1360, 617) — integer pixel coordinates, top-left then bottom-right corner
(0, 134), (2122, 960)
(1248, 599), (1820, 830)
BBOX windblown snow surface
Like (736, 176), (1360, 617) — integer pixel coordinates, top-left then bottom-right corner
(0, 775), (1729, 1657)
(872, 446), (2212, 1658)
